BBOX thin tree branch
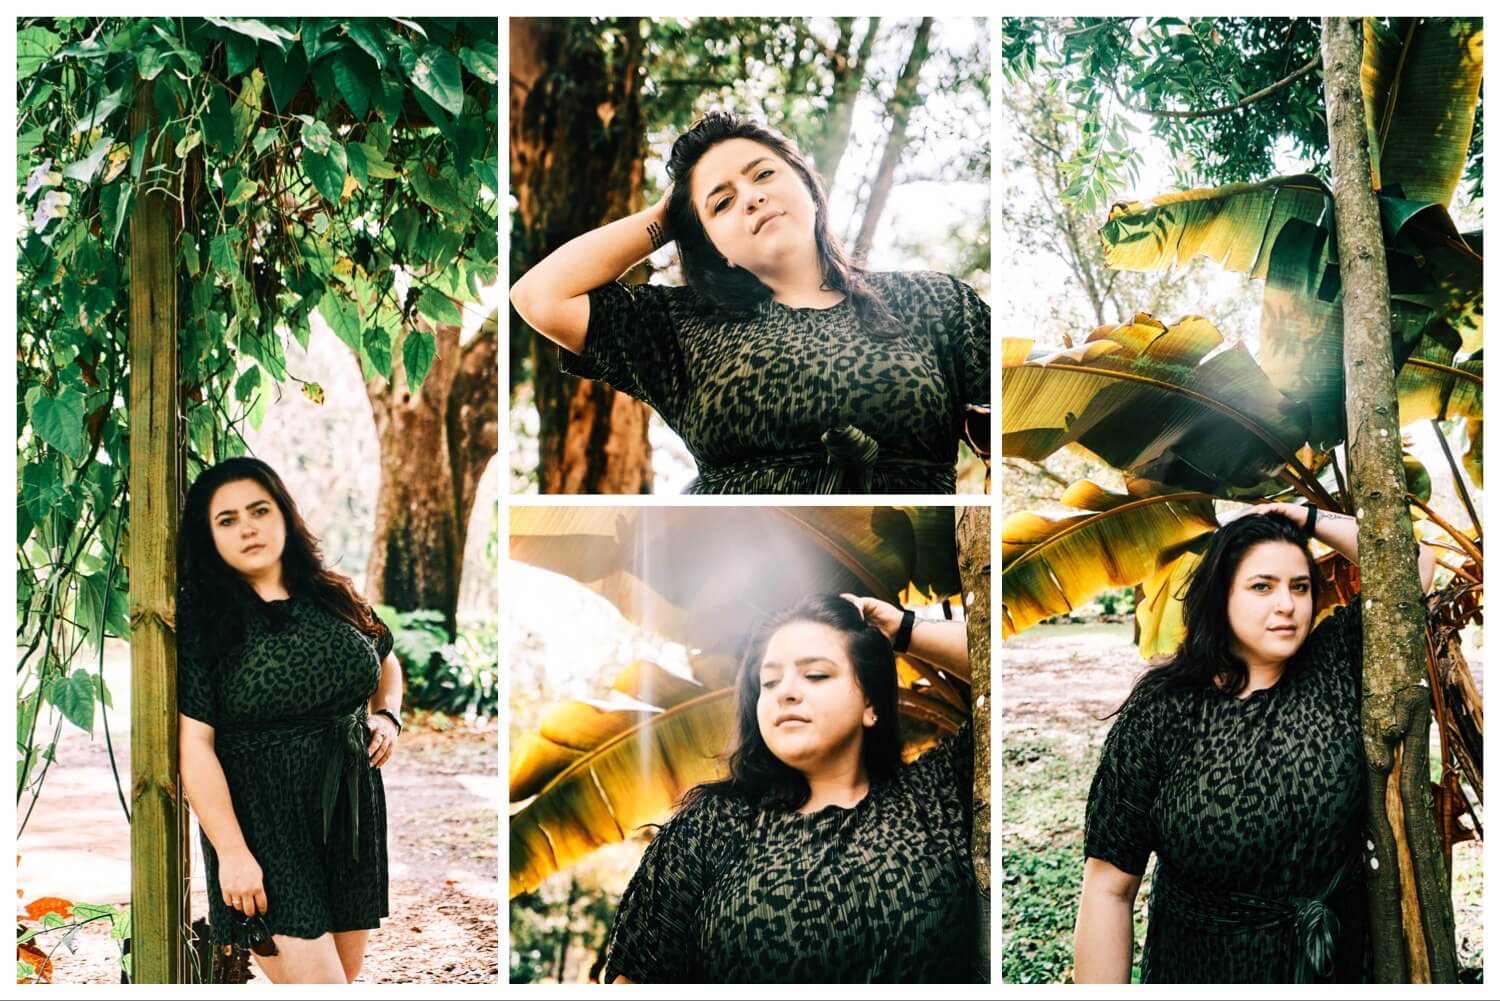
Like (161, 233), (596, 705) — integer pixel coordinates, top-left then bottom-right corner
(1116, 56), (1319, 120)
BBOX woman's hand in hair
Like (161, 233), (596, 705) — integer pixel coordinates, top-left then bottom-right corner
(839, 593), (904, 641)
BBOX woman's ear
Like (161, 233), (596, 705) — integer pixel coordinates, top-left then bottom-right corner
(863, 702), (877, 728)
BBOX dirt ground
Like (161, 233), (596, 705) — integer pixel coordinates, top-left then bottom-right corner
(17, 714), (499, 985)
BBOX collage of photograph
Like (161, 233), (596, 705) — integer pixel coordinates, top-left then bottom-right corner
(8, 14), (1485, 989)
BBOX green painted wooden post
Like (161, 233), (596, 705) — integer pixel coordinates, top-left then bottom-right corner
(127, 78), (187, 985)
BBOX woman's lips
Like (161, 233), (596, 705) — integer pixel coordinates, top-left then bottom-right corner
(752, 210), (785, 235)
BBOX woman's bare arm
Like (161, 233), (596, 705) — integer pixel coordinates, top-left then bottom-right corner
(368, 651), (403, 719)
(1073, 857), (1142, 983)
(179, 716), (268, 915)
(1255, 502), (1437, 593)
(510, 196), (670, 355)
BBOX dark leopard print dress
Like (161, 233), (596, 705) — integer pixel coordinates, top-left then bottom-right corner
(602, 723), (981, 983)
(1085, 602), (1368, 983)
(559, 270), (990, 494)
(178, 592), (393, 951)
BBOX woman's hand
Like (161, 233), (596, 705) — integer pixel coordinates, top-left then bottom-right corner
(219, 846), (268, 917)
(840, 593), (904, 642)
(367, 713), (399, 768)
(1219, 500), (1309, 528)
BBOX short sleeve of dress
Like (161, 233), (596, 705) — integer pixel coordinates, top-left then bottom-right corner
(175, 593), (216, 726)
(603, 796), (724, 983)
(1303, 599), (1363, 685)
(557, 280), (692, 422)
(904, 718), (974, 825)
(1084, 692), (1165, 876)
(946, 274), (990, 407)
(371, 610), (395, 661)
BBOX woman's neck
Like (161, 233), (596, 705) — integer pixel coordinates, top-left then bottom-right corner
(797, 755), (871, 814)
(756, 243), (845, 309)
(1235, 657), (1287, 698)
(243, 564), (290, 602)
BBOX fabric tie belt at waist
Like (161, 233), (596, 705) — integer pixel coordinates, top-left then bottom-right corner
(217, 710), (370, 862)
(695, 424), (953, 493)
(1150, 855), (1360, 983)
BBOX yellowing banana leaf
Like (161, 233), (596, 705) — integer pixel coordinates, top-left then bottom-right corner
(1101, 175), (1329, 279)
(1398, 340), (1482, 425)
(510, 690), (736, 896)
(611, 659), (709, 710)
(509, 506), (960, 658)
(1464, 419), (1482, 488)
(1001, 483), (1219, 638)
(1002, 323), (1311, 498)
(1134, 540), (1204, 660)
(1363, 18), (1484, 207)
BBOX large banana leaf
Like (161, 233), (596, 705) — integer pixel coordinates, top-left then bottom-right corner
(510, 689), (736, 896)
(1363, 18), (1484, 207)
(1398, 339), (1483, 425)
(1001, 480), (1219, 638)
(510, 506), (960, 658)
(1002, 321), (1311, 497)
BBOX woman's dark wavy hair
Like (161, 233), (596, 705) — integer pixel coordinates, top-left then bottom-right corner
(680, 593), (904, 813)
(664, 111), (899, 335)
(1120, 512), (1319, 707)
(176, 457), (381, 667)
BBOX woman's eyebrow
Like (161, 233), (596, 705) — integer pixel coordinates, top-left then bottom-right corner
(1246, 574), (1312, 582)
(702, 157), (773, 209)
(759, 655), (838, 671)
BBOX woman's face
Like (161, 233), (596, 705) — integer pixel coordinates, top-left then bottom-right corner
(208, 479), (287, 581)
(687, 137), (819, 278)
(1225, 540), (1314, 671)
(756, 620), (875, 775)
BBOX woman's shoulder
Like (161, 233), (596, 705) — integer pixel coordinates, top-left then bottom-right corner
(863, 269), (977, 298)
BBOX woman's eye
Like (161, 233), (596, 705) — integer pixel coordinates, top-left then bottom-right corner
(806, 673), (829, 682)
(714, 197), (731, 214)
(756, 169), (773, 180)
(760, 679), (777, 690)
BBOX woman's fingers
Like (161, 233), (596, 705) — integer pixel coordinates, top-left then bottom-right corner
(253, 888), (268, 916)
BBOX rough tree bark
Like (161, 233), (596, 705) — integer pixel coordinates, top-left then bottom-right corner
(957, 504), (991, 978)
(511, 18), (653, 494)
(1321, 16), (1458, 983)
(364, 315), (499, 636)
(853, 18), (934, 262)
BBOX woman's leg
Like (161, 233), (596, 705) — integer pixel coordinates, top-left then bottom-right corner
(332, 929), (372, 983)
(252, 933), (346, 983)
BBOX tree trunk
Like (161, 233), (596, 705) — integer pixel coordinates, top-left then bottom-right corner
(1321, 17), (1458, 983)
(129, 79), (187, 984)
(811, 17), (881, 189)
(511, 18), (653, 494)
(957, 504), (991, 980)
(364, 319), (498, 636)
(853, 18), (934, 262)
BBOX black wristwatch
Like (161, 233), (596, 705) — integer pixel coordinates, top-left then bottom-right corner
(373, 708), (403, 736)
(1302, 503), (1318, 537)
(892, 608), (916, 653)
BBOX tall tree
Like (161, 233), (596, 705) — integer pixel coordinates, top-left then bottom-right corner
(510, 18), (654, 493)
(364, 312), (498, 635)
(853, 18), (934, 261)
(1321, 17), (1457, 982)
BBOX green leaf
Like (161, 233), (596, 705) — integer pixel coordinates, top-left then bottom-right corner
(345, 142), (369, 188)
(458, 40), (499, 85)
(252, 126), (280, 156)
(402, 329), (436, 389)
(75, 88), (126, 133)
(354, 142), (399, 180)
(234, 364), (262, 403)
(20, 460), (64, 524)
(226, 176), (259, 206)
(407, 164), (466, 216)
(405, 44), (465, 117)
(209, 228), (243, 279)
(319, 293), (363, 352)
(17, 26), (62, 81)
(416, 288), (462, 327)
(345, 20), (390, 70)
(230, 69), (266, 149)
(201, 86), (236, 153)
(303, 144), (348, 204)
(136, 45), (167, 81)
(46, 670), (96, 734)
(225, 32), (257, 77)
(300, 119), (334, 155)
(63, 137), (113, 183)
(262, 44), (307, 113)
(363, 327), (392, 378)
(173, 130), (202, 159)
(205, 17), (294, 50)
(31, 390), (87, 460)
(333, 49), (378, 119)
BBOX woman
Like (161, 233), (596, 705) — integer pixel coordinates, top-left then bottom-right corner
(603, 593), (980, 983)
(176, 458), (404, 983)
(1075, 503), (1438, 983)
(510, 110), (990, 494)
